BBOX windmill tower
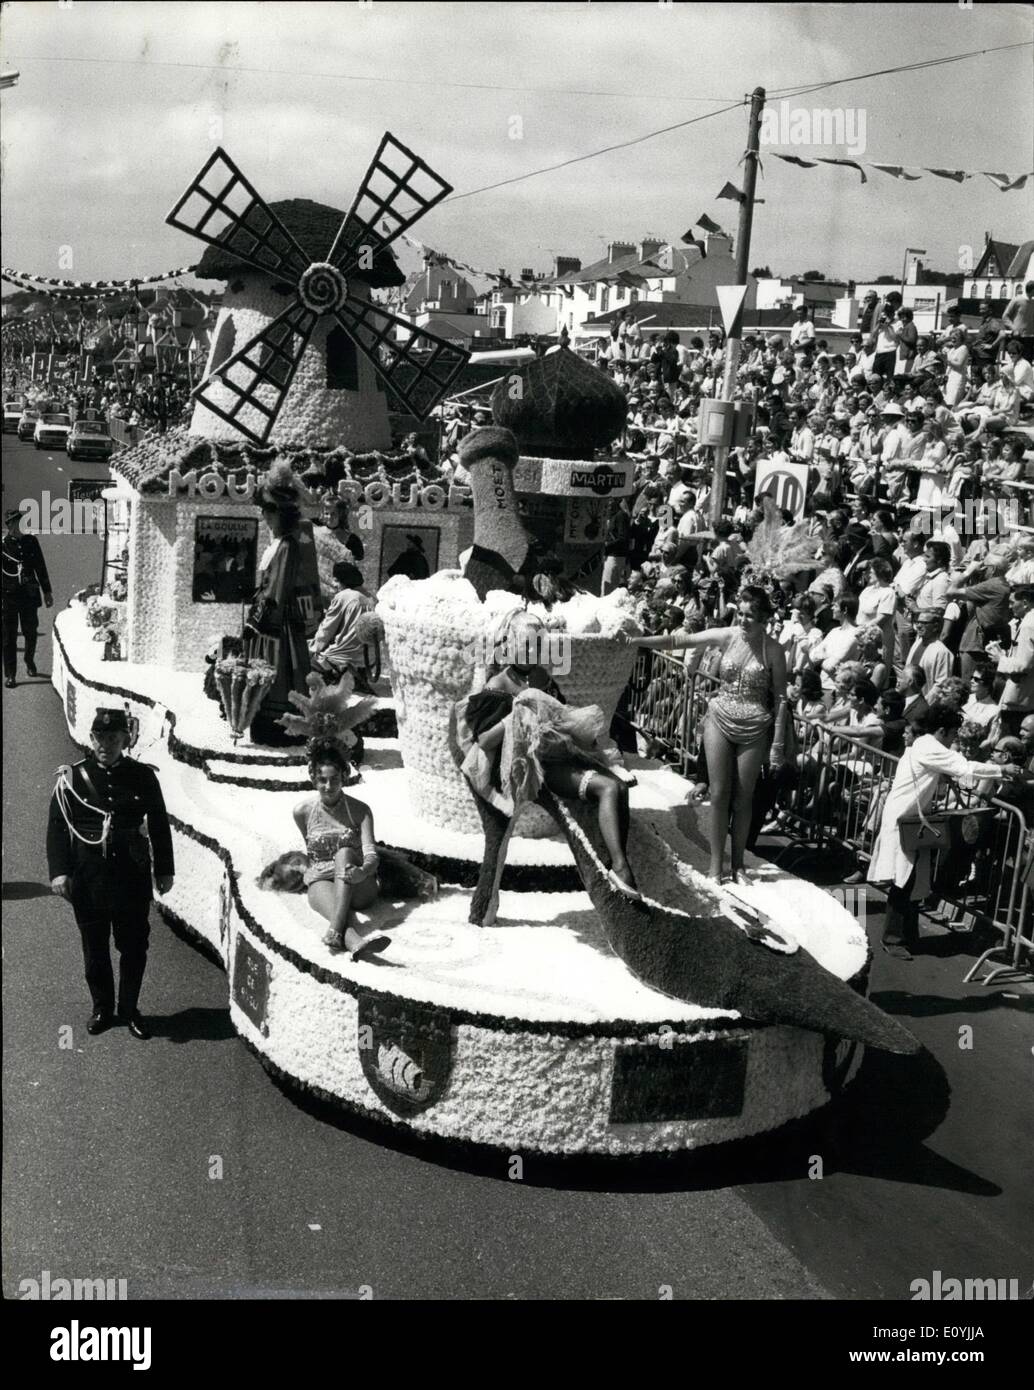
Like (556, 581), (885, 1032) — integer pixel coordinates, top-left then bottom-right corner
(166, 137), (470, 449)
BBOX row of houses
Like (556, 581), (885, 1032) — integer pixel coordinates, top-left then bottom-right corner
(383, 233), (1033, 350)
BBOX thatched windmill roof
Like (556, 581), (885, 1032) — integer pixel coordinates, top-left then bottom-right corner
(193, 198), (406, 289)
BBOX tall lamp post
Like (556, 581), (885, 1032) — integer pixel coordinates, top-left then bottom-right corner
(709, 86), (765, 524)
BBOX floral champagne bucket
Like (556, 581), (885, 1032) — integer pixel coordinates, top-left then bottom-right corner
(378, 602), (637, 838)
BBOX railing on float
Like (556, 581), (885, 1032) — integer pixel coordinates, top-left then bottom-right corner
(624, 648), (1031, 977)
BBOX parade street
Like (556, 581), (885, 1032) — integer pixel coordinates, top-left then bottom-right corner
(1, 433), (1029, 1301)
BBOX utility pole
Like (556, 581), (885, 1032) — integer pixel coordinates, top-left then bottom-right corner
(710, 85), (765, 525)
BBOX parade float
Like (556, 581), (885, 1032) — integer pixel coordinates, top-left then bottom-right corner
(51, 136), (917, 1160)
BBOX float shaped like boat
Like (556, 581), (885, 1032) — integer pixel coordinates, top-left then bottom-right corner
(51, 582), (916, 1159)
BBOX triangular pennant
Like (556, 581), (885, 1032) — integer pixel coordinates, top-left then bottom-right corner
(773, 154), (818, 169)
(816, 157), (868, 184)
(983, 171), (1030, 192)
(680, 232), (708, 258)
(870, 163), (922, 182)
(695, 214), (723, 234)
(924, 168), (968, 182)
(716, 181), (745, 203)
(716, 284), (747, 334)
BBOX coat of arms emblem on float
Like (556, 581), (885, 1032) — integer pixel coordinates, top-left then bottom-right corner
(357, 995), (454, 1118)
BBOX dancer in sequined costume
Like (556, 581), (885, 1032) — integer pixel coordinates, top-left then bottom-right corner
(631, 585), (789, 883)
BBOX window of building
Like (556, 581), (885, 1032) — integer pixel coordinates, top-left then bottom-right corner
(326, 326), (359, 391)
(208, 315), (236, 373)
(600, 287), (610, 314)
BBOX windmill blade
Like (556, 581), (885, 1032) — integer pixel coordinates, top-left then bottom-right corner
(333, 295), (469, 420)
(167, 148), (311, 284)
(328, 133), (453, 275)
(192, 300), (317, 445)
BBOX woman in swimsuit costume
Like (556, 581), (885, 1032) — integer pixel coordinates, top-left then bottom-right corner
(631, 585), (788, 883)
(292, 742), (386, 959)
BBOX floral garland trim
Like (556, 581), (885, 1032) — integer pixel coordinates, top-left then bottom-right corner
(117, 428), (436, 493)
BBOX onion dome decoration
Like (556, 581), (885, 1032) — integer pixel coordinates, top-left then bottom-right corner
(490, 347), (628, 459)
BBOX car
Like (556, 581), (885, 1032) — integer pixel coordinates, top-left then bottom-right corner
(66, 418), (115, 462)
(3, 401), (21, 434)
(33, 412), (73, 451)
(17, 408), (40, 441)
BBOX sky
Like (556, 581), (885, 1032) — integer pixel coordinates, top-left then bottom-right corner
(1, 1), (1032, 296)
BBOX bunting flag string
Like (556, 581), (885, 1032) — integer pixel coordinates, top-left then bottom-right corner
(2, 263), (198, 291)
(392, 231), (513, 285)
(772, 153), (1032, 190)
(2, 271), (164, 300)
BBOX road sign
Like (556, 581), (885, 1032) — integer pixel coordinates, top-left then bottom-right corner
(716, 285), (748, 335)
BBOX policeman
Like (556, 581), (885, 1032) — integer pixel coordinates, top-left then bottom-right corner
(2, 506), (53, 687)
(47, 708), (175, 1039)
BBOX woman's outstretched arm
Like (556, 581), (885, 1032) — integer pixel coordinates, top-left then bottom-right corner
(631, 626), (734, 652)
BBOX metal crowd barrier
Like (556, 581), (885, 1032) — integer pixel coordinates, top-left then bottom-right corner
(107, 419), (138, 448)
(624, 648), (1031, 972)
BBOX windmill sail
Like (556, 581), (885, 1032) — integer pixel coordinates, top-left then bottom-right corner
(167, 148), (310, 283)
(192, 301), (317, 445)
(328, 132), (453, 272)
(334, 295), (469, 418)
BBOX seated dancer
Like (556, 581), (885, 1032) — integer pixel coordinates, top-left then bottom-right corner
(292, 743), (387, 959)
(455, 662), (640, 897)
(630, 585), (788, 884)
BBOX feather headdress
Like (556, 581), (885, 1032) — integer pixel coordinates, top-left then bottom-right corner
(277, 670), (376, 757)
(744, 494), (818, 580)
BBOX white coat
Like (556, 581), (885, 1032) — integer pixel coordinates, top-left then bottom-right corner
(867, 735), (1000, 895)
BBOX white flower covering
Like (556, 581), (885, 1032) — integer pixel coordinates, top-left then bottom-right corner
(191, 278), (392, 450)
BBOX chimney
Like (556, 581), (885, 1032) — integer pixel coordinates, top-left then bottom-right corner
(638, 237), (664, 262)
(607, 241), (635, 264)
(554, 255), (581, 279)
(520, 268), (536, 283)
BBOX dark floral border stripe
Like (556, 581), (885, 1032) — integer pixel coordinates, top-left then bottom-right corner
(375, 840), (580, 893)
(52, 621), (158, 708)
(54, 622), (396, 771)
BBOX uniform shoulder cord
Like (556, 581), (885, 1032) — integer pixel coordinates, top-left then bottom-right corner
(53, 766), (112, 853)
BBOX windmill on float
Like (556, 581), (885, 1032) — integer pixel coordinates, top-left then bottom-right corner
(166, 135), (470, 448)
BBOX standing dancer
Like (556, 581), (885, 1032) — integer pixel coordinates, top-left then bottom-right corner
(630, 585), (788, 883)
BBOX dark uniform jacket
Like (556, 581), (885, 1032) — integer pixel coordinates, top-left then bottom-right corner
(46, 755), (174, 883)
(2, 533), (52, 599)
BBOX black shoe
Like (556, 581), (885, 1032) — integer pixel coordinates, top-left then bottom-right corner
(4, 678), (15, 689)
(123, 1013), (151, 1040)
(25, 663), (37, 677)
(87, 1008), (113, 1035)
(350, 934), (392, 962)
